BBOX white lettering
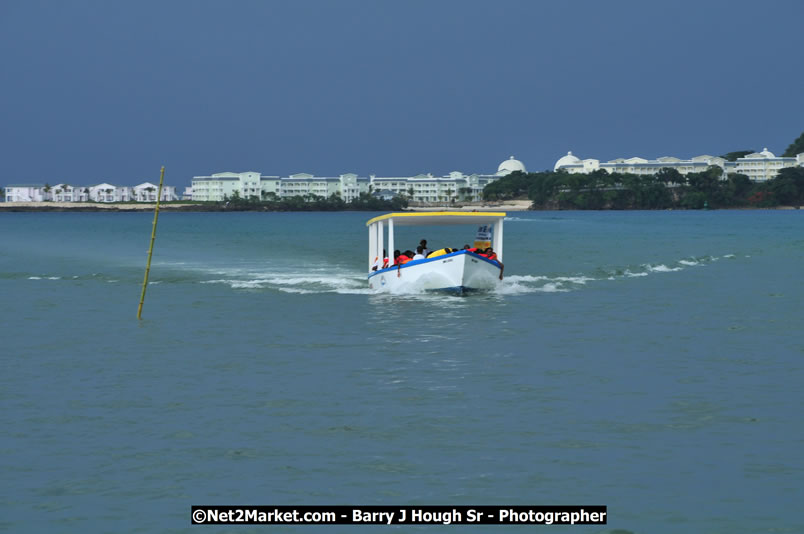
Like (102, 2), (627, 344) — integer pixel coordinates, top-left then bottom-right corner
(467, 509), (483, 522)
(352, 510), (395, 524)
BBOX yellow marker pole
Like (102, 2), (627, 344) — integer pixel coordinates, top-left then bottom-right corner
(137, 166), (165, 320)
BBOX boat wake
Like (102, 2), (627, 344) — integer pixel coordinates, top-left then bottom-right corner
(16, 254), (738, 298)
(495, 254), (732, 295)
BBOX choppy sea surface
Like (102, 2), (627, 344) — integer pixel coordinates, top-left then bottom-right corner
(1, 210), (802, 533)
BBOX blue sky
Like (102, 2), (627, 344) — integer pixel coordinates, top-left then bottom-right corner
(1, 0), (802, 185)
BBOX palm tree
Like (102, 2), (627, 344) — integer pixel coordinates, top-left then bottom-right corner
(43, 183), (52, 201)
(145, 186), (156, 202)
(446, 187), (454, 204)
(105, 188), (114, 202)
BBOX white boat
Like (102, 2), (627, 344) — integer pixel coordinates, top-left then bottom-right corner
(366, 211), (506, 293)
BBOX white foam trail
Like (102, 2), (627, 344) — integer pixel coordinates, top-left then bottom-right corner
(334, 288), (377, 295)
(554, 276), (595, 284)
(495, 280), (569, 295)
(624, 270), (648, 277)
(277, 287), (317, 294)
(504, 275), (550, 283)
(188, 250), (729, 297)
(645, 264), (683, 273)
(536, 282), (569, 293)
(28, 276), (42, 280)
(494, 282), (537, 295)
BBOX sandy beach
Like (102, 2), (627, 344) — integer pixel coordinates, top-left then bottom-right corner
(0, 202), (196, 211)
(405, 200), (532, 212)
(0, 200), (535, 212)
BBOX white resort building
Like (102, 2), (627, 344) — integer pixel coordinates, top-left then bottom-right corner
(554, 148), (804, 181)
(189, 156), (526, 203)
(3, 182), (179, 203)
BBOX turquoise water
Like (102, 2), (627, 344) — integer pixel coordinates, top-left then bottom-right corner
(1, 210), (802, 533)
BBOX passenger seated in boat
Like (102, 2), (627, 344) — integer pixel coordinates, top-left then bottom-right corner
(412, 246), (426, 261)
(464, 244), (479, 253)
(484, 247), (504, 280)
(419, 239), (430, 257)
(397, 250), (414, 265)
(426, 247), (455, 259)
(396, 250), (415, 277)
(371, 249), (389, 271)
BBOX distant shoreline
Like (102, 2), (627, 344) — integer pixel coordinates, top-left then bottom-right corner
(0, 200), (535, 212)
(0, 200), (799, 212)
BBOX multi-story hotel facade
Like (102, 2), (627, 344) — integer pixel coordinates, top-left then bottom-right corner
(554, 148), (804, 181)
(190, 157), (526, 203)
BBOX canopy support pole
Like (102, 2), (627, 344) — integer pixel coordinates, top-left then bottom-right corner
(388, 218), (394, 264)
(368, 223), (377, 271)
(493, 219), (503, 262)
(377, 220), (384, 264)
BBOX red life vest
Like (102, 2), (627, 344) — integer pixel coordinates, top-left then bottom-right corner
(396, 255), (411, 265)
(487, 252), (498, 261)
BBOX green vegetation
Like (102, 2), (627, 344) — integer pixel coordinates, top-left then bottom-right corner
(719, 150), (754, 161)
(219, 192), (409, 211)
(782, 131), (804, 157)
(484, 131), (804, 209)
(483, 167), (804, 209)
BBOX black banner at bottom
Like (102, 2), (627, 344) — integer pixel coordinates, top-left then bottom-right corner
(191, 505), (607, 525)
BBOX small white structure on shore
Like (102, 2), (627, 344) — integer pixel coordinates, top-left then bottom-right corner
(3, 181), (181, 203)
(89, 183), (131, 202)
(4, 184), (48, 202)
(134, 182), (178, 202)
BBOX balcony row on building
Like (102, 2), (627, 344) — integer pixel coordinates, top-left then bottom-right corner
(554, 148), (804, 181)
(190, 157), (527, 203)
(3, 182), (186, 203)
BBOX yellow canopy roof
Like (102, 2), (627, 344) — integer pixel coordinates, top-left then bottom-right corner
(366, 211), (506, 227)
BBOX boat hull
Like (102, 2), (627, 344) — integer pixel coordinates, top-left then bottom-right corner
(367, 251), (501, 293)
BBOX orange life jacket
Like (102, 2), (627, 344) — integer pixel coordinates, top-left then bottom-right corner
(397, 255), (411, 265)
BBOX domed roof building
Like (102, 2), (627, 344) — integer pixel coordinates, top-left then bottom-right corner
(496, 156), (527, 176)
(554, 151), (582, 171)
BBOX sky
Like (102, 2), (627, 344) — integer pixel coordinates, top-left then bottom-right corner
(1, 0), (802, 186)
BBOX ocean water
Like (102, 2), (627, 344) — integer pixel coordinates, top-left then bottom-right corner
(1, 210), (802, 533)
